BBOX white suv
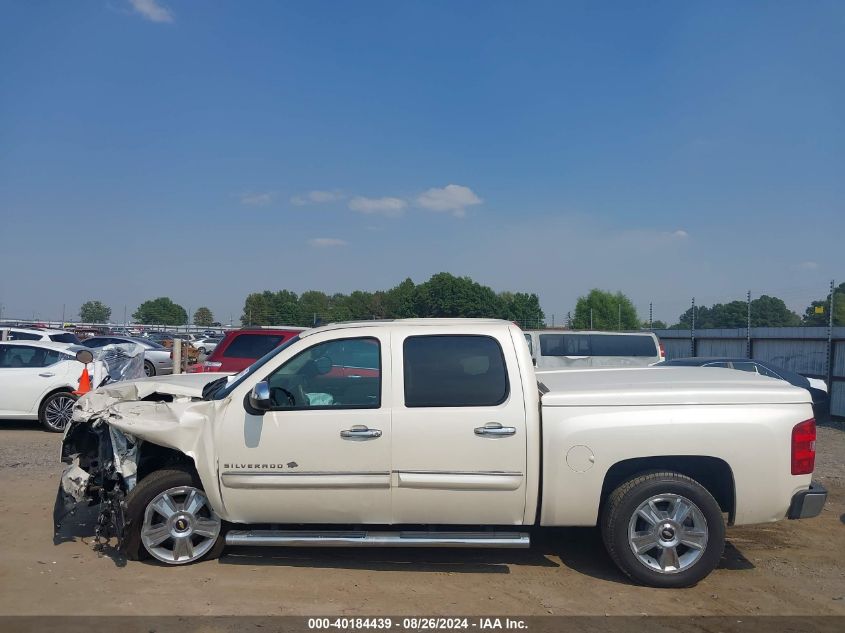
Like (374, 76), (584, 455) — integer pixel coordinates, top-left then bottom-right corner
(0, 341), (84, 431)
(2, 327), (81, 344)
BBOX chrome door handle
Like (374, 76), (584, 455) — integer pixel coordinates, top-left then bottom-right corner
(474, 423), (516, 437)
(39, 372), (55, 378)
(340, 426), (382, 440)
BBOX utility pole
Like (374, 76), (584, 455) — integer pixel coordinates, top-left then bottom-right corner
(618, 304), (621, 331)
(567, 311), (571, 329)
(589, 308), (593, 330)
(649, 302), (653, 330)
(690, 297), (696, 356)
(746, 290), (752, 358)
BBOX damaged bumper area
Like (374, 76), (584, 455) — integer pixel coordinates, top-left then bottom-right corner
(54, 375), (225, 548)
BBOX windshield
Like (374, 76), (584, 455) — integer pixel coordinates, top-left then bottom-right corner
(207, 335), (301, 400)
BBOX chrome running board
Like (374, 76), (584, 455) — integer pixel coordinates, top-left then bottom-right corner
(225, 530), (530, 548)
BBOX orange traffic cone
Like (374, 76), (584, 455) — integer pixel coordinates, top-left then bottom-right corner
(74, 367), (91, 395)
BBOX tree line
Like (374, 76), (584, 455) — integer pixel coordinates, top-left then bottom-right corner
(77, 279), (843, 329)
(240, 273), (545, 327)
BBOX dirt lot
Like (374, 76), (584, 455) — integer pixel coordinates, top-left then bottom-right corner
(0, 421), (843, 617)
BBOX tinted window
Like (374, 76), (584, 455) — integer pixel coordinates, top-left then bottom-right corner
(403, 335), (509, 407)
(732, 362), (757, 373)
(538, 334), (657, 357)
(590, 335), (657, 357)
(49, 332), (80, 344)
(0, 345), (63, 368)
(703, 361), (731, 368)
(539, 334), (589, 356)
(523, 333), (533, 355)
(755, 364), (782, 380)
(266, 337), (381, 409)
(8, 330), (41, 341)
(223, 333), (285, 359)
(81, 337), (107, 348)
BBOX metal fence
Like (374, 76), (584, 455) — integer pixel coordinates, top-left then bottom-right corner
(653, 326), (845, 418)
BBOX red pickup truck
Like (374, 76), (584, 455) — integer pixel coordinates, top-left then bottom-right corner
(187, 328), (304, 373)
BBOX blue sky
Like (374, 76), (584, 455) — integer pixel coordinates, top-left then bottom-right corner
(1, 0), (843, 325)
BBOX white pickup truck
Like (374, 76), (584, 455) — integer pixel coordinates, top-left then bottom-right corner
(56, 319), (827, 588)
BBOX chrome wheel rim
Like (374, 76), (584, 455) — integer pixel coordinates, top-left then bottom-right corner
(628, 493), (708, 574)
(144, 362), (154, 377)
(141, 486), (221, 564)
(44, 395), (75, 431)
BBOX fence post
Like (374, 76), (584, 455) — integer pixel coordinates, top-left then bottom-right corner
(827, 279), (835, 389)
(746, 290), (752, 358)
(690, 297), (696, 356)
(172, 339), (182, 375)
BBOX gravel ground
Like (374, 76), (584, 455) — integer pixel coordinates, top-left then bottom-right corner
(0, 420), (842, 617)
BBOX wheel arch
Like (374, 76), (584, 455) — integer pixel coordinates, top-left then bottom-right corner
(136, 442), (198, 482)
(37, 385), (77, 411)
(600, 455), (736, 524)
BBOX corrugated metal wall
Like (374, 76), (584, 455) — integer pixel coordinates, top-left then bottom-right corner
(697, 338), (746, 357)
(654, 327), (845, 418)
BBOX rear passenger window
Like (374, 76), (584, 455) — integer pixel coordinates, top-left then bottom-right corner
(223, 334), (284, 358)
(403, 335), (509, 407)
(589, 335), (657, 357)
(539, 334), (589, 356)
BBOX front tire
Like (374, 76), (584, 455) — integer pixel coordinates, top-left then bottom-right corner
(601, 472), (725, 588)
(38, 391), (78, 432)
(124, 468), (225, 565)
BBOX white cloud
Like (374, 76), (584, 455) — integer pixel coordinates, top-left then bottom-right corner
(290, 190), (344, 206)
(348, 196), (407, 217)
(416, 184), (482, 218)
(240, 192), (274, 206)
(795, 261), (819, 270)
(671, 229), (689, 238)
(308, 238), (347, 248)
(128, 0), (174, 23)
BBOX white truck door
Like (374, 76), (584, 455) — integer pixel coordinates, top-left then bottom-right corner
(216, 331), (392, 524)
(390, 328), (528, 525)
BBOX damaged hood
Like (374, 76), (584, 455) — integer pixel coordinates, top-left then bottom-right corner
(81, 372), (232, 401)
(70, 372), (233, 457)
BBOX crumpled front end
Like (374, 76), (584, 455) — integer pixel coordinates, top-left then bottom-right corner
(54, 375), (225, 548)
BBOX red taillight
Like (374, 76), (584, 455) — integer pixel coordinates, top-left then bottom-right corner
(659, 341), (665, 360)
(791, 418), (816, 475)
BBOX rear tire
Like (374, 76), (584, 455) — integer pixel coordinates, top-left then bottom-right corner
(124, 468), (225, 565)
(38, 391), (78, 432)
(601, 471), (725, 588)
(144, 360), (156, 377)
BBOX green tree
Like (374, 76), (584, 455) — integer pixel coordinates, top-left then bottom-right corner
(803, 283), (845, 326)
(572, 289), (638, 330)
(383, 278), (418, 318)
(241, 290), (302, 326)
(299, 291), (331, 326)
(193, 307), (214, 327)
(414, 272), (503, 318)
(750, 295), (800, 327)
(643, 319), (667, 329)
(500, 291), (545, 327)
(133, 297), (187, 325)
(79, 300), (111, 323)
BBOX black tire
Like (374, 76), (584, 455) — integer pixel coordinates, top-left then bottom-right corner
(38, 391), (78, 432)
(124, 468), (226, 564)
(601, 471), (725, 588)
(143, 359), (156, 377)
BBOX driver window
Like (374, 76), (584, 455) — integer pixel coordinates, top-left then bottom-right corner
(265, 337), (381, 410)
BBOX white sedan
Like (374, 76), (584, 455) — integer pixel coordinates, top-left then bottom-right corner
(0, 341), (85, 432)
(190, 336), (222, 354)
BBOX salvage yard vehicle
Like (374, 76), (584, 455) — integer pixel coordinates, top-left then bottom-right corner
(0, 341), (84, 431)
(187, 327), (304, 374)
(3, 326), (81, 344)
(56, 319), (827, 588)
(81, 335), (173, 377)
(524, 330), (664, 370)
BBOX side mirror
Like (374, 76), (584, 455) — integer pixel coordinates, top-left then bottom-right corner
(75, 349), (94, 364)
(247, 380), (272, 414)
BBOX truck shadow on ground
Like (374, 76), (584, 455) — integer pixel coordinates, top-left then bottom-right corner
(219, 527), (755, 584)
(53, 504), (128, 567)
